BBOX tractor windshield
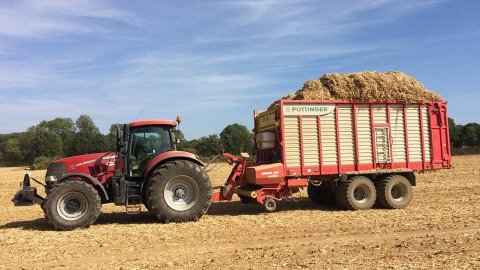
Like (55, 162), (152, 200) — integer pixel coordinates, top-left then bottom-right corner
(128, 126), (174, 176)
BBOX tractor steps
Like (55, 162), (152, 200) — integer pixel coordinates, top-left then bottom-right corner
(126, 181), (142, 214)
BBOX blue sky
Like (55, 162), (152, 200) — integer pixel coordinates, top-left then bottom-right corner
(0, 0), (479, 139)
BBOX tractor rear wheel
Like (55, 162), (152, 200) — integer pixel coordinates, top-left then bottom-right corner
(307, 182), (336, 205)
(42, 180), (101, 230)
(336, 176), (376, 210)
(375, 174), (413, 209)
(146, 160), (212, 223)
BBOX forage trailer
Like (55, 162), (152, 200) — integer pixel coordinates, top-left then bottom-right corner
(212, 100), (451, 211)
(13, 118), (212, 230)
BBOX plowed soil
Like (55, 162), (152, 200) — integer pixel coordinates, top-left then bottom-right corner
(1, 156), (479, 269)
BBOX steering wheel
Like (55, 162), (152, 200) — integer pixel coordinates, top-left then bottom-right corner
(134, 142), (149, 157)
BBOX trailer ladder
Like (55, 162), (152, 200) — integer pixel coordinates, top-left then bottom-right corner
(374, 127), (391, 163)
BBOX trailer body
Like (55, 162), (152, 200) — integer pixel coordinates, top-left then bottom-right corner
(255, 100), (450, 177)
(213, 100), (451, 211)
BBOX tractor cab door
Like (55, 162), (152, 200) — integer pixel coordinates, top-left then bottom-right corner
(127, 126), (174, 178)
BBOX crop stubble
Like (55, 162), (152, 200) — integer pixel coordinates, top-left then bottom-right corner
(0, 156), (479, 269)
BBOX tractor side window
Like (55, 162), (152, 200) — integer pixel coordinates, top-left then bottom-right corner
(129, 126), (173, 176)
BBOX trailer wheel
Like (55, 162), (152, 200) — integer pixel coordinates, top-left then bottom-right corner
(263, 198), (277, 212)
(307, 182), (336, 205)
(336, 176), (376, 210)
(146, 160), (212, 223)
(42, 180), (101, 230)
(375, 174), (413, 209)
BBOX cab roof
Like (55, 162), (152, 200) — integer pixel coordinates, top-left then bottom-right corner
(129, 119), (176, 128)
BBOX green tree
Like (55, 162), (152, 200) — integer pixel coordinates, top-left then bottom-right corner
(460, 123), (480, 147)
(69, 115), (109, 155)
(107, 123), (123, 151)
(196, 134), (222, 157)
(18, 129), (36, 163)
(37, 118), (75, 155)
(76, 115), (100, 133)
(2, 137), (23, 165)
(30, 129), (63, 159)
(174, 130), (196, 153)
(448, 118), (462, 148)
(220, 123), (252, 155)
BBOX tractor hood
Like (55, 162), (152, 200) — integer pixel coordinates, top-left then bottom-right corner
(48, 152), (118, 182)
(57, 152), (118, 171)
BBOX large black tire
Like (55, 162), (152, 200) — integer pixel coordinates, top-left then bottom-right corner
(307, 182), (336, 205)
(375, 174), (413, 209)
(146, 160), (212, 223)
(42, 180), (101, 230)
(144, 200), (152, 213)
(336, 176), (376, 210)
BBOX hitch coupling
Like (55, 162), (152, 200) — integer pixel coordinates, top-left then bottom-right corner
(12, 174), (45, 206)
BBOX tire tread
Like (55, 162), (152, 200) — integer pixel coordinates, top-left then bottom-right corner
(336, 176), (376, 210)
(375, 174), (412, 209)
(146, 160), (212, 223)
(42, 180), (101, 230)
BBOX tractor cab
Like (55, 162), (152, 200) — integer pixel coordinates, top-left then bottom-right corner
(124, 120), (177, 178)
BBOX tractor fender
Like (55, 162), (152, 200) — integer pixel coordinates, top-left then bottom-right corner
(143, 151), (204, 180)
(59, 173), (109, 200)
(141, 151), (205, 204)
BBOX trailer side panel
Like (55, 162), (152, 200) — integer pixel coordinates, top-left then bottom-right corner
(280, 101), (449, 176)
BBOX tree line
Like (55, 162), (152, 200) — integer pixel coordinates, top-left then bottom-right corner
(448, 118), (480, 155)
(0, 115), (118, 168)
(0, 116), (253, 168)
(0, 116), (478, 168)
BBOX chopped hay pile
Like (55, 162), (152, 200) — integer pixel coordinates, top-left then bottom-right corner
(268, 71), (442, 110)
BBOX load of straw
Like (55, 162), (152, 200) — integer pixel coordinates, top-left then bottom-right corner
(268, 71), (442, 110)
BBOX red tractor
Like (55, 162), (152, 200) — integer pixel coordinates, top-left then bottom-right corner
(13, 117), (212, 230)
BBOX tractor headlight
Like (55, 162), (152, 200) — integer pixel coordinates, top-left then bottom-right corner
(45, 175), (57, 183)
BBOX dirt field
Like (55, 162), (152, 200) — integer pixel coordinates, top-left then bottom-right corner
(1, 156), (479, 269)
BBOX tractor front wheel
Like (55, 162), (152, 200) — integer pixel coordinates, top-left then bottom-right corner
(146, 160), (212, 223)
(42, 180), (101, 230)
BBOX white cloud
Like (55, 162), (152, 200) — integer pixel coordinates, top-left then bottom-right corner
(198, 0), (447, 43)
(0, 59), (93, 89)
(0, 0), (136, 38)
